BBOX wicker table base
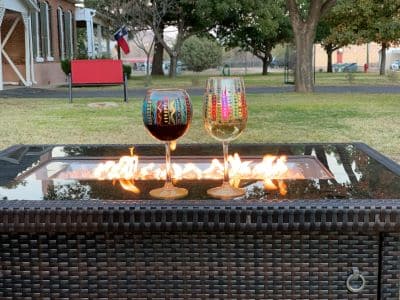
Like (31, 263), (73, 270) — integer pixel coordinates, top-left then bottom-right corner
(1, 231), (398, 299)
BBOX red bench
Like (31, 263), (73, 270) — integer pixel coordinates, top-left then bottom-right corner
(68, 59), (128, 102)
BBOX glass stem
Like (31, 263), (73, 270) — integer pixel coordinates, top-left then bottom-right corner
(165, 142), (172, 185)
(223, 141), (229, 184)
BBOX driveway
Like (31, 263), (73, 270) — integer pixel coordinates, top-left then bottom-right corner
(0, 85), (400, 99)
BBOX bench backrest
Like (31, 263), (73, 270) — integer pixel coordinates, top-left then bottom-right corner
(71, 59), (124, 85)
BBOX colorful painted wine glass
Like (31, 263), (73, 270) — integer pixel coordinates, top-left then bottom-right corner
(203, 77), (248, 199)
(143, 89), (192, 199)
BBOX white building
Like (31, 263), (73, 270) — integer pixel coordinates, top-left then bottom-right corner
(75, 8), (110, 58)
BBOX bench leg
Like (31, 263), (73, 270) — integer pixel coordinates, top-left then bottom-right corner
(123, 73), (128, 103)
(68, 73), (73, 103)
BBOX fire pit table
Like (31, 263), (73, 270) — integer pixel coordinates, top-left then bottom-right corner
(0, 143), (399, 299)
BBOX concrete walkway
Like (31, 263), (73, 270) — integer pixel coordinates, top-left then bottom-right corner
(0, 85), (399, 99)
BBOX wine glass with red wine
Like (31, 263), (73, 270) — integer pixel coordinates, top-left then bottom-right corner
(203, 77), (248, 199)
(143, 89), (192, 199)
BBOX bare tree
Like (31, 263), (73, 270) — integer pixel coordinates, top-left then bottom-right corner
(90, 0), (216, 78)
(133, 31), (155, 77)
(286, 0), (337, 92)
(127, 0), (216, 78)
(132, 30), (155, 84)
(128, 0), (184, 78)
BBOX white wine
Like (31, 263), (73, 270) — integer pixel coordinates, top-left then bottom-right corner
(205, 121), (246, 141)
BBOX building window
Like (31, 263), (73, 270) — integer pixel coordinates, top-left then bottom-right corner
(64, 10), (74, 58)
(31, 0), (43, 61)
(57, 7), (65, 60)
(39, 1), (53, 61)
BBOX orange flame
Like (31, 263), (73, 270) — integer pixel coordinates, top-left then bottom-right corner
(170, 141), (177, 151)
(92, 153), (301, 195)
(119, 179), (140, 194)
(93, 155), (141, 194)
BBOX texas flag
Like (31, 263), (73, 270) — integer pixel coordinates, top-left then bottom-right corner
(114, 27), (130, 54)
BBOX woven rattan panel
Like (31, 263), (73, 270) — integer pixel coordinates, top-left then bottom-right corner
(0, 231), (378, 300)
(382, 233), (400, 300)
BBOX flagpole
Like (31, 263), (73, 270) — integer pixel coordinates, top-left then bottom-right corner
(117, 46), (121, 60)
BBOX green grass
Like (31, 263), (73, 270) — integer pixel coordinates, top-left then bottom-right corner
(0, 93), (399, 162)
(61, 71), (400, 91)
(119, 71), (400, 89)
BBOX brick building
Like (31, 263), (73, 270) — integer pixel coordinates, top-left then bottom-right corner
(314, 43), (383, 72)
(0, 0), (75, 90)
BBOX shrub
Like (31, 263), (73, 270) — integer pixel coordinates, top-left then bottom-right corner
(61, 59), (71, 76)
(123, 64), (132, 79)
(180, 36), (222, 73)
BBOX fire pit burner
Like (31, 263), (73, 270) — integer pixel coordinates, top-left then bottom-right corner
(1, 143), (399, 201)
(25, 156), (332, 181)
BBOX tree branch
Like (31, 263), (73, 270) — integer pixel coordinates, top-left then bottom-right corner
(286, 0), (303, 27)
(321, 0), (338, 17)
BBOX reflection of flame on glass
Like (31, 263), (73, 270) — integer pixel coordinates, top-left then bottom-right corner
(169, 141), (177, 151)
(92, 153), (302, 196)
(119, 179), (140, 194)
(253, 155), (290, 195)
(263, 179), (288, 196)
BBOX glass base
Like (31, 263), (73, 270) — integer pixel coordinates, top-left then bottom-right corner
(207, 182), (245, 200)
(149, 182), (188, 200)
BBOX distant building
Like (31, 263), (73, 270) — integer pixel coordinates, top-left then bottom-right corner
(314, 43), (398, 72)
(0, 0), (76, 90)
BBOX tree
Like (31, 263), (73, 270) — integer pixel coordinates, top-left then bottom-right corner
(180, 36), (222, 72)
(132, 30), (155, 81)
(126, 0), (218, 78)
(86, 0), (220, 78)
(84, 0), (165, 74)
(216, 0), (292, 75)
(286, 0), (337, 92)
(370, 2), (400, 75)
(84, 0), (132, 32)
(328, 0), (400, 75)
(151, 36), (165, 75)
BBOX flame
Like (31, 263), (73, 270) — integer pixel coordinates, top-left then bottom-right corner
(129, 147), (135, 156)
(119, 179), (140, 194)
(264, 179), (278, 190)
(90, 152), (300, 196)
(278, 180), (288, 196)
(170, 141), (177, 151)
(263, 179), (287, 196)
(93, 155), (141, 194)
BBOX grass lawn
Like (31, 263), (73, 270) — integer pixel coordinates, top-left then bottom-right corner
(0, 93), (399, 162)
(67, 71), (400, 90)
(120, 71), (400, 89)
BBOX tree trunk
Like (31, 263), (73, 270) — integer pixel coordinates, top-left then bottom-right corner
(169, 55), (178, 78)
(146, 53), (151, 77)
(326, 48), (333, 73)
(380, 42), (388, 76)
(286, 0), (337, 92)
(293, 32), (315, 92)
(151, 39), (164, 76)
(262, 57), (269, 75)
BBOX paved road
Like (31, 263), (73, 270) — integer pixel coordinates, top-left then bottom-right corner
(0, 85), (399, 99)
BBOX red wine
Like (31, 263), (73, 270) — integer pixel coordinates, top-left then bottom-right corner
(145, 124), (189, 141)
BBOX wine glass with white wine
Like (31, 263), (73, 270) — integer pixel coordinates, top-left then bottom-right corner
(203, 77), (248, 199)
